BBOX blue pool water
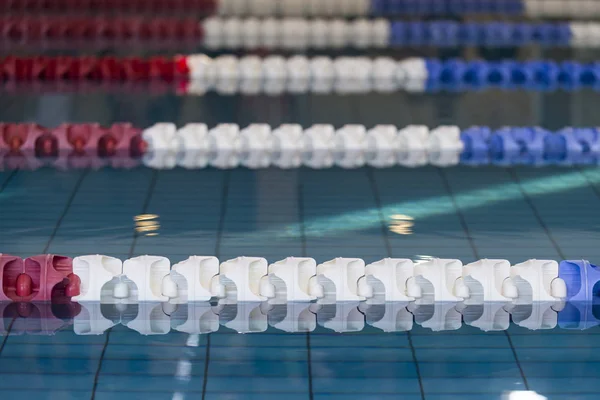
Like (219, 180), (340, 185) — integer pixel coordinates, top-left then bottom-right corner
(2, 88), (600, 400)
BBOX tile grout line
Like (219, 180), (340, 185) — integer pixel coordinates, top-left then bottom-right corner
(43, 169), (89, 254)
(504, 330), (530, 390)
(202, 170), (230, 400)
(201, 335), (211, 400)
(367, 168), (425, 400)
(214, 170), (231, 260)
(0, 169), (18, 193)
(298, 178), (314, 400)
(506, 168), (548, 392)
(577, 166), (600, 202)
(507, 168), (566, 260)
(438, 168), (531, 391)
(0, 318), (16, 358)
(298, 181), (307, 260)
(407, 331), (426, 400)
(128, 170), (159, 259)
(92, 169), (159, 400)
(305, 333), (314, 400)
(437, 168), (480, 260)
(90, 329), (111, 400)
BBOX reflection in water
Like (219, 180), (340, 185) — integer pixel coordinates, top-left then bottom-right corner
(503, 391), (547, 400)
(389, 214), (414, 235)
(281, 168), (600, 238)
(134, 214), (160, 236)
(3, 300), (600, 336)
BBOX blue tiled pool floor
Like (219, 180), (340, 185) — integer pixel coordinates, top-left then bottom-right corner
(2, 165), (600, 399)
(2, 89), (600, 400)
(3, 165), (600, 263)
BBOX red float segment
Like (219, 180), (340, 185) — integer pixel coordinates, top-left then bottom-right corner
(0, 254), (23, 301)
(0, 254), (79, 302)
(0, 123), (147, 159)
(0, 16), (202, 42)
(0, 56), (185, 81)
(15, 273), (33, 297)
(0, 123), (47, 153)
(0, 0), (217, 14)
(23, 255), (78, 301)
(54, 123), (144, 157)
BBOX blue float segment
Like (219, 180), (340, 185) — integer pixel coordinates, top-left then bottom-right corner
(390, 22), (406, 45)
(457, 127), (600, 166)
(580, 63), (600, 87)
(459, 22), (481, 45)
(388, 21), (576, 48)
(545, 129), (586, 164)
(510, 62), (535, 87)
(558, 61), (585, 90)
(489, 127), (548, 165)
(407, 21), (427, 46)
(429, 21), (459, 47)
(416, 60), (600, 92)
(438, 59), (466, 89)
(506, 0), (526, 14)
(533, 23), (571, 46)
(462, 60), (489, 88)
(558, 302), (600, 330)
(525, 61), (560, 90)
(368, 0), (527, 17)
(483, 22), (513, 46)
(486, 61), (515, 87)
(544, 128), (600, 165)
(424, 58), (442, 91)
(574, 128), (600, 163)
(559, 260), (600, 302)
(512, 23), (534, 46)
(386, 0), (402, 13)
(370, 0), (387, 15)
(460, 127), (491, 165)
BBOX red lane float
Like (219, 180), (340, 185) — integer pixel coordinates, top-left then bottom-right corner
(0, 123), (145, 158)
(0, 254), (23, 301)
(0, 0), (217, 13)
(0, 16), (203, 42)
(0, 56), (186, 81)
(1, 254), (80, 302)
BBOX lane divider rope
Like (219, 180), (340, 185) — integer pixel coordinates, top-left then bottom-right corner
(2, 123), (599, 169)
(4, 17), (600, 49)
(0, 254), (595, 333)
(3, 55), (600, 94)
(3, 0), (599, 19)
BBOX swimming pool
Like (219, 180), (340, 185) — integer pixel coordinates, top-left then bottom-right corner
(1, 88), (600, 400)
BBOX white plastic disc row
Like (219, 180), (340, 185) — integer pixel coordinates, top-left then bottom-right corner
(73, 255), (567, 305)
(181, 55), (429, 94)
(525, 0), (600, 18)
(214, 0), (600, 18)
(216, 0), (370, 17)
(569, 22), (600, 48)
(141, 123), (463, 169)
(71, 255), (567, 334)
(203, 17), (390, 49)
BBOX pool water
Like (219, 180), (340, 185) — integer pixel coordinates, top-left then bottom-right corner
(1, 88), (600, 400)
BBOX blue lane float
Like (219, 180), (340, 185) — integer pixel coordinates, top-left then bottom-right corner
(460, 126), (600, 166)
(420, 59), (600, 92)
(560, 260), (600, 303)
(3, 123), (600, 170)
(389, 21), (575, 47)
(371, 0), (525, 16)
